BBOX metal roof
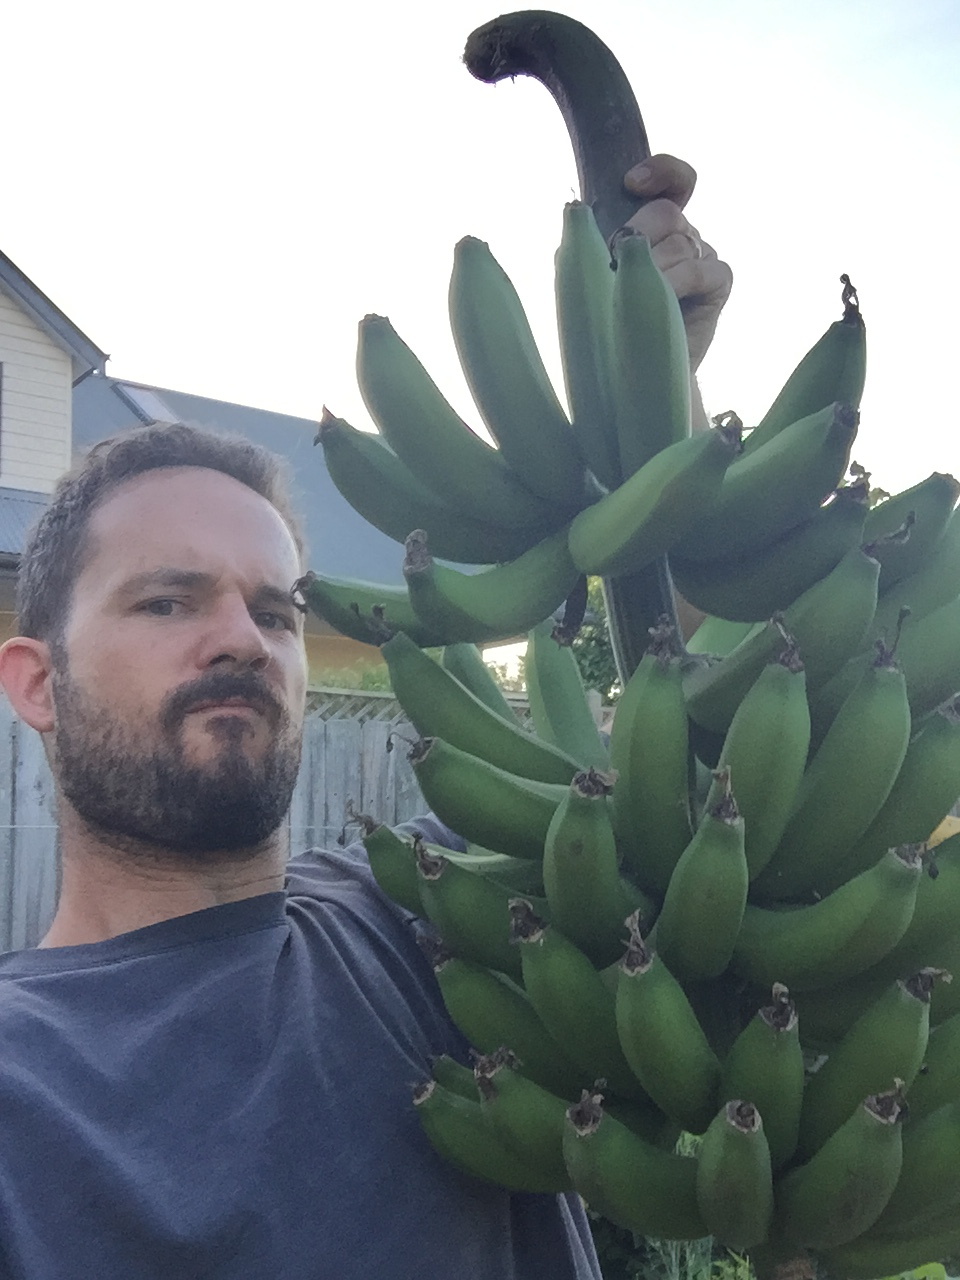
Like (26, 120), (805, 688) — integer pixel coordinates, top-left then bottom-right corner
(0, 252), (108, 385)
(71, 374), (413, 585)
(0, 487), (49, 560)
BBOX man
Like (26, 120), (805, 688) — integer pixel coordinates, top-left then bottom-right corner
(0, 155), (730, 1278)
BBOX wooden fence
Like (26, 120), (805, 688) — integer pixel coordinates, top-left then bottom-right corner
(0, 688), (533, 953)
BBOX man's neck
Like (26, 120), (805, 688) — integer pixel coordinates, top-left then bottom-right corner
(40, 813), (288, 947)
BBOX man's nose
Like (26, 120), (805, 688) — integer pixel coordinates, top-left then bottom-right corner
(203, 597), (272, 669)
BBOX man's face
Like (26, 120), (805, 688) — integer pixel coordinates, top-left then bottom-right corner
(49, 466), (308, 860)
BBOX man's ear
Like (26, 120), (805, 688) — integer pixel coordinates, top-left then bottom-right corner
(0, 637), (56, 733)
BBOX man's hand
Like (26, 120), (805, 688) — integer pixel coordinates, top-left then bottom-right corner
(622, 154), (732, 374)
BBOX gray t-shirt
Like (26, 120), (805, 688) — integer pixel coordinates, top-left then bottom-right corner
(0, 819), (601, 1279)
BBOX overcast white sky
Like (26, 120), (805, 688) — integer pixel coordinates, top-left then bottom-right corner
(4, 0), (959, 495)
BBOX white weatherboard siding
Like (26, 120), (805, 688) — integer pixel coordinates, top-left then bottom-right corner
(0, 286), (71, 493)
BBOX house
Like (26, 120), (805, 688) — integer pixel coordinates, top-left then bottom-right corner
(0, 249), (420, 687)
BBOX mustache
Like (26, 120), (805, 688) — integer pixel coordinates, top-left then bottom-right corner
(160, 671), (285, 734)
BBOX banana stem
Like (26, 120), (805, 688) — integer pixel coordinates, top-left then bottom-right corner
(602, 561), (680, 687)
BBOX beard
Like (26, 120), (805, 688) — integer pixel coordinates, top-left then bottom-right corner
(49, 661), (303, 861)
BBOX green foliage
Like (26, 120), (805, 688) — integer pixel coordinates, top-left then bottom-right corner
(310, 662), (394, 692)
(587, 1214), (754, 1280)
(570, 577), (621, 703)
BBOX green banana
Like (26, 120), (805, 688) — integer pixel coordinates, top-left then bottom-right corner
(869, 1100), (960, 1238)
(415, 842), (534, 979)
(731, 847), (923, 992)
(669, 479), (869, 622)
(509, 899), (646, 1101)
(719, 984), (805, 1170)
(614, 921), (721, 1134)
(525, 621), (610, 770)
(441, 643), (521, 724)
(474, 1050), (573, 1189)
(543, 770), (653, 967)
(695, 1101), (774, 1250)
(315, 409), (545, 564)
(412, 1078), (566, 1193)
(673, 402), (859, 565)
(568, 422), (741, 578)
(610, 229), (692, 477)
(901, 1007), (960, 1121)
(742, 276), (866, 456)
(356, 314), (560, 531)
(655, 770), (749, 983)
(427, 844), (545, 895)
(382, 631), (578, 784)
(823, 1222), (960, 1280)
(796, 969), (939, 1158)
(811, 593), (960, 739)
(432, 954), (588, 1099)
(562, 1092), (707, 1240)
(554, 200), (621, 490)
(816, 700), (960, 893)
(751, 642), (912, 902)
(775, 1087), (904, 1250)
(683, 545), (880, 734)
(704, 637), (811, 880)
(449, 235), (589, 509)
(862, 471), (960, 591)
(868, 506), (960, 644)
(363, 823), (422, 915)
(686, 615), (761, 656)
(402, 528), (583, 647)
(609, 622), (692, 893)
(296, 570), (447, 649)
(429, 1053), (478, 1101)
(408, 737), (566, 860)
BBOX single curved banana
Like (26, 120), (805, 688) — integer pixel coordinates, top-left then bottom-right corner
(474, 1050), (574, 1189)
(868, 506), (960, 645)
(775, 1087), (904, 1251)
(356, 314), (564, 531)
(449, 235), (590, 509)
(413, 1078), (566, 1192)
(610, 229), (692, 477)
(673, 402), (859, 565)
(382, 631), (578, 784)
(567, 422), (741, 578)
(525, 621), (610, 770)
(869, 1100), (960, 1238)
(510, 899), (646, 1101)
(315, 409), (547, 564)
(296, 570), (446, 649)
(862, 471), (960, 591)
(686, 614), (762, 656)
(543, 770), (653, 966)
(403, 528), (582, 647)
(719, 984), (804, 1170)
(655, 770), (749, 983)
(441, 643), (521, 724)
(363, 823), (422, 915)
(609, 621), (692, 892)
(614, 921), (721, 1134)
(900, 1007), (960, 1121)
(704, 638), (810, 880)
(816, 699), (960, 893)
(555, 200), (621, 490)
(796, 969), (939, 1158)
(751, 642), (912, 901)
(684, 545), (880, 734)
(429, 1053), (478, 1100)
(731, 846), (923, 992)
(416, 842), (536, 979)
(669, 479), (868, 622)
(562, 1092), (707, 1240)
(742, 276), (866, 456)
(432, 954), (588, 1099)
(695, 1100), (774, 1250)
(408, 737), (566, 860)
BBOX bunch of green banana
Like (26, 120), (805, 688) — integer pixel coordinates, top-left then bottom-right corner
(307, 14), (960, 1276)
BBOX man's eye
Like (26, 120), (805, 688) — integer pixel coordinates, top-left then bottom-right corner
(141, 598), (183, 616)
(257, 611), (296, 631)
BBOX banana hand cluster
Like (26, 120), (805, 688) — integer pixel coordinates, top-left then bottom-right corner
(315, 191), (960, 1280)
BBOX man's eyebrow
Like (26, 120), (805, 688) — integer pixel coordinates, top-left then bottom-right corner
(117, 569), (299, 611)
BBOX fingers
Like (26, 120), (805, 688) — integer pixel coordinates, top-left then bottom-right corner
(666, 246), (733, 311)
(623, 198), (694, 252)
(623, 153), (697, 210)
